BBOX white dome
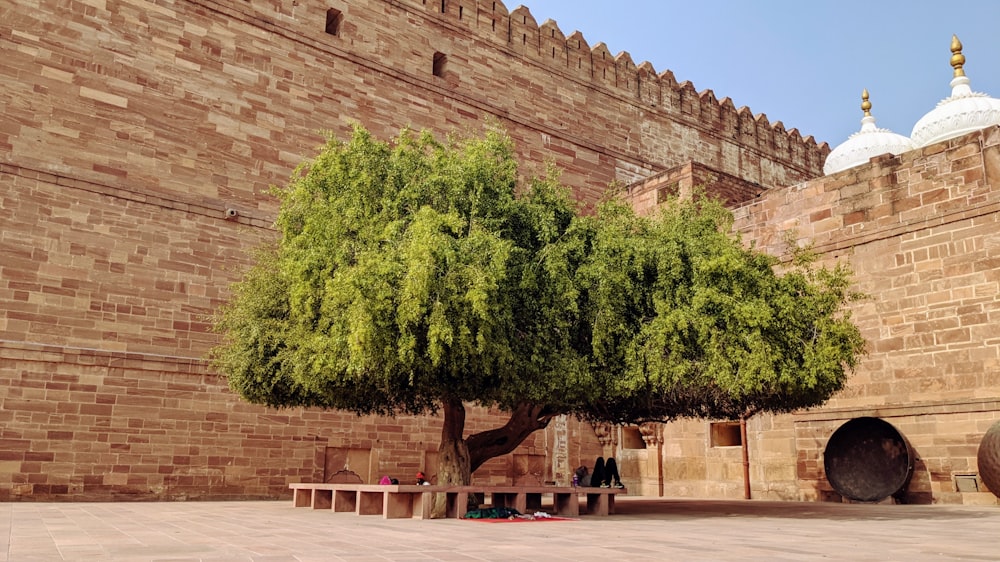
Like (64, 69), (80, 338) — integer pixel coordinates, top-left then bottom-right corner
(910, 36), (1000, 147)
(824, 91), (915, 176)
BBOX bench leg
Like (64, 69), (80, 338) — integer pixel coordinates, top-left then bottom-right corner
(553, 492), (579, 516)
(412, 492), (433, 519)
(446, 492), (469, 518)
(334, 490), (357, 513)
(586, 493), (609, 516)
(383, 492), (414, 519)
(293, 488), (312, 508)
(313, 489), (332, 510)
(515, 493), (531, 514)
(358, 491), (383, 515)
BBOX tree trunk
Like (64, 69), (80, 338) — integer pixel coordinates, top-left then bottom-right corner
(740, 416), (751, 500)
(429, 400), (554, 517)
(431, 398), (471, 518)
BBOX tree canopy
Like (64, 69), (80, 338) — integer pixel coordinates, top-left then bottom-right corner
(211, 124), (865, 487)
(578, 199), (865, 423)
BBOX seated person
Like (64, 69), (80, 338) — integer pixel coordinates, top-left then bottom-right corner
(591, 457), (624, 488)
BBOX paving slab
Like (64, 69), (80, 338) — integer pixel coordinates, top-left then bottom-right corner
(2, 497), (999, 561)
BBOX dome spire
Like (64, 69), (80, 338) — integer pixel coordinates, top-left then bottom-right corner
(951, 35), (966, 78)
(911, 34), (1000, 147)
(823, 89), (914, 175)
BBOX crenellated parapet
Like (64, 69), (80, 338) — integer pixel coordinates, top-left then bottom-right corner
(393, 0), (827, 170)
(219, 0), (827, 177)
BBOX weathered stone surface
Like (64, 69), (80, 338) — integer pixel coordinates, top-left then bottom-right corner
(978, 421), (1000, 498)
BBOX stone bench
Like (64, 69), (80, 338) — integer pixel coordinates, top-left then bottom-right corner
(288, 482), (626, 519)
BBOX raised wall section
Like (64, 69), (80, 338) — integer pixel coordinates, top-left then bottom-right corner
(632, 128), (1000, 504)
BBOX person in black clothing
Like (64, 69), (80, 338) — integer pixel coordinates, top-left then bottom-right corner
(604, 457), (624, 488)
(590, 456), (625, 488)
(590, 457), (606, 488)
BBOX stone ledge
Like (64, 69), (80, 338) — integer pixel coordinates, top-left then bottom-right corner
(792, 399), (1000, 423)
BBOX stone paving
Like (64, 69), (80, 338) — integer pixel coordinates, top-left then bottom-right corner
(2, 497), (999, 561)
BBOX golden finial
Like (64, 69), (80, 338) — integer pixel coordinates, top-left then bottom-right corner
(861, 89), (872, 117)
(951, 34), (966, 78)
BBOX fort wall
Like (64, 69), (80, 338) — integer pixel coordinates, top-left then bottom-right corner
(2, 0), (825, 214)
(1, 338), (604, 500)
(20, 0), (1000, 504)
(0, 161), (602, 500)
(629, 128), (1000, 504)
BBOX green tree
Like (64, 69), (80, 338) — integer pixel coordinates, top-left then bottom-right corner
(212, 125), (865, 497)
(213, 125), (592, 491)
(578, 197), (866, 424)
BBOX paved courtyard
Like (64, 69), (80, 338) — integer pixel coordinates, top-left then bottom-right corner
(2, 496), (999, 561)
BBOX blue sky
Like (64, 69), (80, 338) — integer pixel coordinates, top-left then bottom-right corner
(521, 0), (1000, 148)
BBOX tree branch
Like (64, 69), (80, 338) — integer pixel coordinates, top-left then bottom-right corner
(466, 403), (555, 473)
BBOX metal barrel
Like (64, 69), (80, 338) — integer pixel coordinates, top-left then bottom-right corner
(823, 417), (914, 502)
(978, 420), (1000, 498)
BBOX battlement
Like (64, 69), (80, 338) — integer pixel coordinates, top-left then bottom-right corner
(407, 0), (826, 154)
(212, 0), (828, 180)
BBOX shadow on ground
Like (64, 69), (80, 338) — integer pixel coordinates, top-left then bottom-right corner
(613, 497), (997, 522)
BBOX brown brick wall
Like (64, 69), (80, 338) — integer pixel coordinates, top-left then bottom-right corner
(0, 0), (821, 501)
(1, 0), (825, 215)
(626, 160), (766, 211)
(0, 166), (601, 501)
(734, 127), (1000, 414)
(0, 340), (603, 501)
(630, 127), (1000, 504)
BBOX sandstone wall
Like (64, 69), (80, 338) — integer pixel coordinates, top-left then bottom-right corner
(1, 338), (605, 500)
(2, 0), (825, 217)
(641, 128), (1000, 505)
(1, 0), (825, 501)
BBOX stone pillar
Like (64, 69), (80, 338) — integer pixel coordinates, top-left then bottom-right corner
(640, 422), (665, 496)
(551, 415), (570, 486)
(592, 422), (618, 456)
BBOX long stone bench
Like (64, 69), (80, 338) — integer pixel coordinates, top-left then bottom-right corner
(288, 482), (626, 519)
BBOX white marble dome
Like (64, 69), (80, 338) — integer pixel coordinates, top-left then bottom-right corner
(911, 36), (1000, 147)
(824, 90), (915, 176)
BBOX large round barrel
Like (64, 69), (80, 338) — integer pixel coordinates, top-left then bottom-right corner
(823, 417), (913, 502)
(978, 420), (1000, 498)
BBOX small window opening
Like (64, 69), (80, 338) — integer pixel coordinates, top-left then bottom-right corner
(459, 5), (463, 18)
(522, 33), (526, 45)
(551, 47), (555, 57)
(325, 8), (343, 36)
(621, 426), (646, 450)
(710, 422), (742, 447)
(432, 51), (447, 77)
(440, 0), (445, 13)
(955, 474), (979, 493)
